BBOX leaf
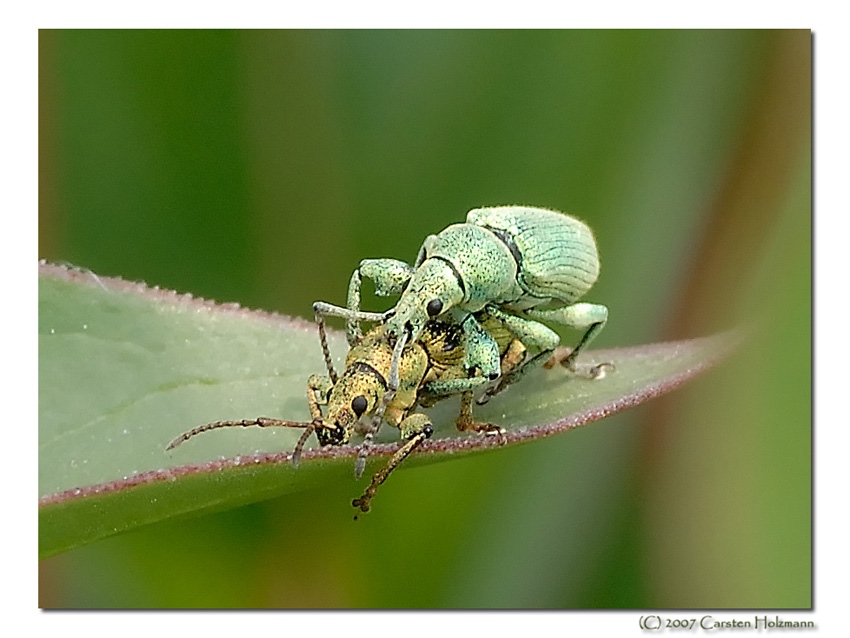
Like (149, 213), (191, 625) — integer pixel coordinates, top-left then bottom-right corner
(38, 262), (739, 558)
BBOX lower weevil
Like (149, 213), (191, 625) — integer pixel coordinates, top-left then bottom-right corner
(166, 304), (526, 513)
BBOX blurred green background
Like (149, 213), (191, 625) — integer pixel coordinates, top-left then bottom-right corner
(38, 29), (810, 608)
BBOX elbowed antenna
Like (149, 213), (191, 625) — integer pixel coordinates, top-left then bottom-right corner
(165, 416), (321, 466)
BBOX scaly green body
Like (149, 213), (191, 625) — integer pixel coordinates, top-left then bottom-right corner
(466, 206), (600, 308)
(344, 206), (609, 405)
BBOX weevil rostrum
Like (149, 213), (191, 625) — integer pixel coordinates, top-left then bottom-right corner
(166, 304), (527, 513)
(345, 206), (609, 420)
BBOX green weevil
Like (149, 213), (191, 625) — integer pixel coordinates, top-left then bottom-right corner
(343, 206), (609, 411)
(166, 304), (525, 513)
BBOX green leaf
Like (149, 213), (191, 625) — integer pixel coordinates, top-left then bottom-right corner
(39, 262), (738, 558)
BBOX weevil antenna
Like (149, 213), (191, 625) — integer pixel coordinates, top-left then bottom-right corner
(314, 311), (338, 384)
(165, 417), (313, 452)
(291, 420), (318, 467)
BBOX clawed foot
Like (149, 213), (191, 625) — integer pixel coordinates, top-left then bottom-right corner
(586, 361), (615, 379)
(478, 422), (506, 436)
(482, 423), (508, 445)
(544, 349), (614, 379)
(457, 419), (507, 444)
(352, 493), (372, 513)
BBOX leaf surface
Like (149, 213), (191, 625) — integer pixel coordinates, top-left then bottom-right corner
(39, 262), (737, 557)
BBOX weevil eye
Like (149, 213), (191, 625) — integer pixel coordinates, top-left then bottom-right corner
(426, 299), (443, 317)
(351, 395), (368, 417)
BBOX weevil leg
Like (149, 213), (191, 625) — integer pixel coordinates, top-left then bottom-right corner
(498, 339), (528, 377)
(312, 301), (387, 324)
(313, 300), (387, 348)
(477, 348), (557, 405)
(455, 392), (505, 437)
(347, 258), (415, 343)
(475, 338), (531, 404)
(474, 306), (560, 403)
(352, 413), (433, 513)
(296, 375), (350, 464)
(524, 302), (608, 371)
(420, 374), (489, 399)
(378, 324), (411, 430)
(460, 313), (502, 381)
(307, 374), (333, 414)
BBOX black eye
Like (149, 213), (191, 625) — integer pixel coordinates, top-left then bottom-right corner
(426, 299), (443, 317)
(351, 395), (368, 417)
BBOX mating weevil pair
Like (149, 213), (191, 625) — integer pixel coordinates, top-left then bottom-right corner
(167, 205), (610, 512)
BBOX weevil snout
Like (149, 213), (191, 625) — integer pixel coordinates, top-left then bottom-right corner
(384, 258), (465, 345)
(315, 420), (349, 447)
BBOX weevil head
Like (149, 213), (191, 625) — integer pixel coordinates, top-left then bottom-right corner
(384, 258), (465, 343)
(317, 364), (385, 446)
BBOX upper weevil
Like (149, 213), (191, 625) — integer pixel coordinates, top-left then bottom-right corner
(344, 206), (609, 405)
